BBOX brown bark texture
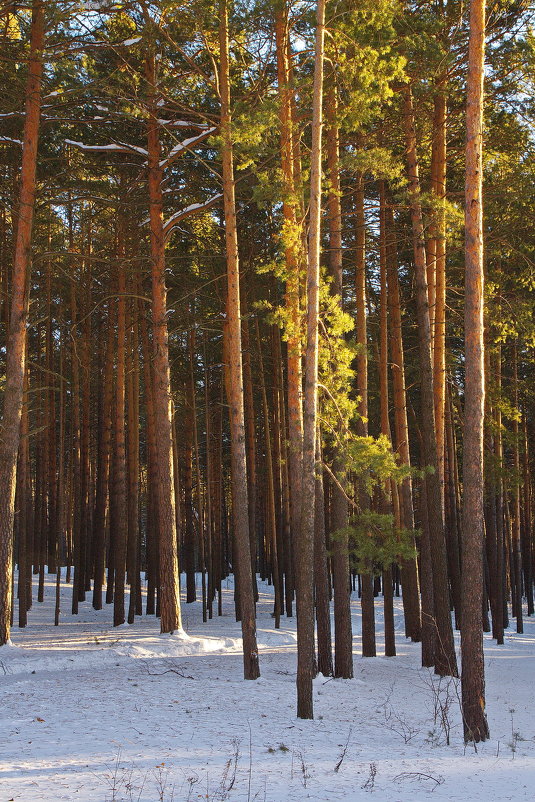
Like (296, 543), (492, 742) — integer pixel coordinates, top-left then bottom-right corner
(402, 86), (457, 677)
(219, 0), (259, 680)
(460, 0), (490, 743)
(0, 0), (45, 646)
(145, 52), (182, 634)
(297, 0), (326, 719)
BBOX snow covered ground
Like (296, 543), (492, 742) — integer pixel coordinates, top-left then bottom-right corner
(1, 572), (534, 801)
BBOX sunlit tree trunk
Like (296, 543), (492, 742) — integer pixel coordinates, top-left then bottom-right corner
(314, 432), (333, 676)
(241, 294), (258, 602)
(432, 90), (447, 503)
(297, 0), (326, 718)
(219, 0), (259, 679)
(0, 0), (45, 645)
(145, 52), (182, 634)
(461, 0), (490, 742)
(275, 7), (304, 581)
(378, 184), (395, 658)
(355, 174), (376, 658)
(256, 320), (281, 628)
(326, 83), (353, 678)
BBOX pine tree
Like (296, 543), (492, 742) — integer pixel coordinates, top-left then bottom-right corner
(461, 0), (490, 743)
(0, 0), (45, 646)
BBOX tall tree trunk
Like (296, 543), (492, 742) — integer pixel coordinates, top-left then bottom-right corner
(139, 296), (158, 616)
(127, 292), (141, 622)
(461, 0), (489, 742)
(378, 184), (395, 658)
(402, 86), (457, 677)
(45, 244), (57, 574)
(241, 293), (258, 601)
(17, 365), (30, 628)
(512, 344), (523, 633)
(256, 320), (281, 628)
(113, 212), (128, 627)
(184, 328), (197, 604)
(0, 0), (44, 645)
(219, 0), (259, 679)
(203, 333), (214, 619)
(484, 347), (501, 640)
(145, 52), (181, 633)
(314, 432), (333, 676)
(327, 83), (353, 678)
(54, 325), (65, 625)
(92, 306), (114, 610)
(444, 386), (462, 628)
(432, 90), (447, 502)
(80, 232), (92, 598)
(522, 413), (533, 616)
(297, 0), (326, 719)
(273, 325), (294, 616)
(385, 200), (421, 642)
(190, 334), (207, 623)
(355, 174), (376, 658)
(495, 345), (507, 633)
(275, 7), (304, 580)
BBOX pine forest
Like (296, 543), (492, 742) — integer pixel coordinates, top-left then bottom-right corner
(1, 1), (534, 799)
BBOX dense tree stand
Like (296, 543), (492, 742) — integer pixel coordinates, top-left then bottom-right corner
(0, 0), (532, 732)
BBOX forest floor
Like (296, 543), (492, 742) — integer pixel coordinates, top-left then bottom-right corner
(1, 573), (534, 802)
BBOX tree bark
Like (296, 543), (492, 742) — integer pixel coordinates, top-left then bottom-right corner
(113, 211), (128, 627)
(0, 0), (45, 645)
(355, 174), (376, 658)
(402, 86), (457, 677)
(297, 0), (326, 718)
(145, 52), (182, 634)
(314, 433), (333, 676)
(326, 83), (353, 678)
(256, 320), (281, 628)
(461, 0), (490, 742)
(127, 292), (141, 622)
(385, 199), (421, 642)
(184, 328), (197, 604)
(275, 7), (304, 581)
(219, 0), (259, 679)
(432, 90), (447, 503)
(92, 306), (114, 610)
(511, 344), (523, 633)
(378, 184), (395, 657)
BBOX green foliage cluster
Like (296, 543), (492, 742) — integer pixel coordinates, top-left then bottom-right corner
(332, 511), (418, 574)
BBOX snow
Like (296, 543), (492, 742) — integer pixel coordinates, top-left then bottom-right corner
(65, 139), (129, 152)
(158, 120), (212, 129)
(163, 193), (223, 233)
(65, 140), (148, 157)
(160, 128), (217, 168)
(1, 571), (534, 801)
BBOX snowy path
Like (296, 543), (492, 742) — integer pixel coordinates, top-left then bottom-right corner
(1, 573), (534, 801)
